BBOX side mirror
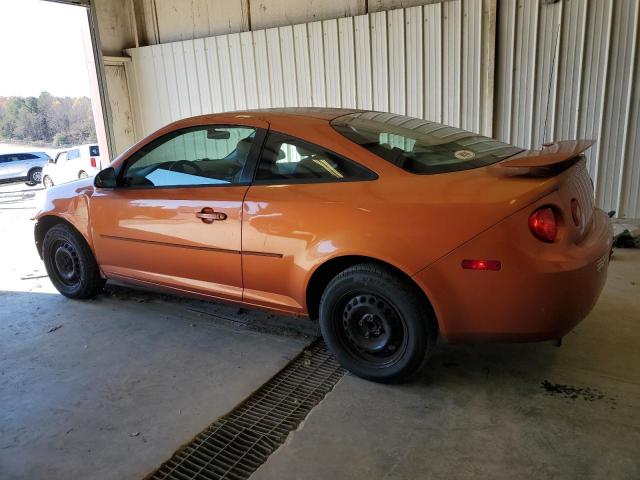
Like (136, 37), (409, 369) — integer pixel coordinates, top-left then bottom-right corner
(94, 167), (117, 188)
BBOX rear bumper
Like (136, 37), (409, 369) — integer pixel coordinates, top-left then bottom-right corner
(413, 208), (613, 343)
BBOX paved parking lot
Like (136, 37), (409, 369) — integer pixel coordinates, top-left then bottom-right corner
(1, 184), (639, 479)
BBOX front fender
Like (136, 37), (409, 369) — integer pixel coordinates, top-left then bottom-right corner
(34, 179), (96, 254)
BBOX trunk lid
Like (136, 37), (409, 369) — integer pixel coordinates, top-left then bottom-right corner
(494, 140), (596, 242)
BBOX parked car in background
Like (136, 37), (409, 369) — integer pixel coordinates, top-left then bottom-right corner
(42, 144), (101, 187)
(0, 151), (50, 185)
(33, 109), (612, 383)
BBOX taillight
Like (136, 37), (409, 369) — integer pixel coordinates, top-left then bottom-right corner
(90, 157), (97, 168)
(570, 198), (581, 226)
(529, 207), (558, 243)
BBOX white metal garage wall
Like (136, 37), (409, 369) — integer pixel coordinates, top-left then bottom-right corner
(126, 0), (493, 141)
(496, 0), (640, 218)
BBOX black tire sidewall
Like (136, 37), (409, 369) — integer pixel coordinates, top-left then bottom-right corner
(319, 266), (431, 383)
(29, 168), (42, 184)
(43, 224), (100, 298)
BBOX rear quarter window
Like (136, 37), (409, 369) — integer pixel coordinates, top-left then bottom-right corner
(331, 112), (523, 174)
(89, 146), (100, 157)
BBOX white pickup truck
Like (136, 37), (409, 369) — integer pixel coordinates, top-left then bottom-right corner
(42, 144), (102, 187)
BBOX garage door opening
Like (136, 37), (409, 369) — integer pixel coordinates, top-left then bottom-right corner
(0, 0), (110, 194)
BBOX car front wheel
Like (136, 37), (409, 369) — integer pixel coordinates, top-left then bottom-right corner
(42, 223), (104, 299)
(319, 263), (436, 383)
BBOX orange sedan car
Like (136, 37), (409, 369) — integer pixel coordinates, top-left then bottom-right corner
(34, 108), (612, 382)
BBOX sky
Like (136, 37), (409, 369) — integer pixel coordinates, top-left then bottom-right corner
(0, 0), (91, 98)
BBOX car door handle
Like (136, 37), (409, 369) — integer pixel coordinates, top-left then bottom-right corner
(196, 208), (227, 224)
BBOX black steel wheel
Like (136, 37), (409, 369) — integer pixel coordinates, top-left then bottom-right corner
(42, 223), (104, 299)
(319, 263), (436, 383)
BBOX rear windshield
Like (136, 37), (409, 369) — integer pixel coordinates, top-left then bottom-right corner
(89, 145), (100, 157)
(331, 112), (523, 174)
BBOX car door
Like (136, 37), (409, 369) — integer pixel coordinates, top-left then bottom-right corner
(0, 155), (10, 180)
(241, 131), (378, 313)
(64, 149), (81, 181)
(1, 154), (23, 179)
(50, 152), (67, 183)
(90, 120), (268, 302)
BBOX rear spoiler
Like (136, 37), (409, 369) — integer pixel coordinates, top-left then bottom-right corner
(498, 140), (595, 168)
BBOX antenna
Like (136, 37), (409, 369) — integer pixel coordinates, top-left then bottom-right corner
(542, 19), (561, 147)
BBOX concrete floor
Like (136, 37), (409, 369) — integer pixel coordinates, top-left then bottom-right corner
(0, 199), (310, 479)
(255, 249), (640, 480)
(1, 185), (639, 479)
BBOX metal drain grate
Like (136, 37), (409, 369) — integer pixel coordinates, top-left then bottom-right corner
(148, 339), (345, 480)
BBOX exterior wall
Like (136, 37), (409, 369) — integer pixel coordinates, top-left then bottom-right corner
(125, 1), (494, 139)
(495, 0), (640, 218)
(103, 60), (137, 156)
(92, 0), (640, 218)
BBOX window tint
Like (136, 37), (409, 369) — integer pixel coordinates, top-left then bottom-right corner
(331, 112), (523, 174)
(254, 132), (375, 183)
(18, 153), (39, 160)
(67, 149), (80, 160)
(122, 126), (257, 188)
(89, 145), (100, 157)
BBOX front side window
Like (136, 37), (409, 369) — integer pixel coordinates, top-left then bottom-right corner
(254, 132), (375, 183)
(67, 150), (80, 160)
(331, 112), (523, 174)
(121, 126), (257, 188)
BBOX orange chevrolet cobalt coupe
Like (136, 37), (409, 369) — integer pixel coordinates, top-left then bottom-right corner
(34, 109), (612, 382)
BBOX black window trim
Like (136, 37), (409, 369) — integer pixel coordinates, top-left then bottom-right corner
(250, 130), (378, 186)
(114, 124), (268, 190)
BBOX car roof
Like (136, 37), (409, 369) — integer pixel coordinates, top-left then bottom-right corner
(169, 107), (361, 127)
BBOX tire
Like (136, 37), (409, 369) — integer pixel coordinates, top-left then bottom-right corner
(26, 168), (42, 185)
(78, 171), (88, 179)
(319, 263), (436, 383)
(42, 223), (104, 299)
(43, 175), (54, 188)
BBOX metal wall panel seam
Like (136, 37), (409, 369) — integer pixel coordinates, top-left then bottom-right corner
(620, 7), (640, 216)
(612, 1), (639, 214)
(583, 0), (614, 191)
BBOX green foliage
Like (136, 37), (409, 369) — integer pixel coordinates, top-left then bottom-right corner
(0, 92), (97, 146)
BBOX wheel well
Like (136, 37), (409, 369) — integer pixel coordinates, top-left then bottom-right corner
(306, 255), (436, 327)
(34, 216), (72, 258)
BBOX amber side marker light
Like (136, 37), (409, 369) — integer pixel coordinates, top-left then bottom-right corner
(461, 259), (502, 271)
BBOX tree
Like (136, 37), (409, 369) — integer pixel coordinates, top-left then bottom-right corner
(0, 92), (96, 146)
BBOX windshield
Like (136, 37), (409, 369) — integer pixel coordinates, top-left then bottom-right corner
(331, 112), (523, 174)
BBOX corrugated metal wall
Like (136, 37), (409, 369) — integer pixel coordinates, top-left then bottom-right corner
(126, 0), (493, 139)
(124, 0), (640, 218)
(496, 0), (640, 218)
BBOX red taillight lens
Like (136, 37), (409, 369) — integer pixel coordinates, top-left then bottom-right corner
(529, 207), (558, 243)
(461, 259), (501, 271)
(90, 157), (97, 168)
(571, 198), (581, 226)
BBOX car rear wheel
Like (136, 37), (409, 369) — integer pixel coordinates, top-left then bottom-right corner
(319, 263), (436, 383)
(26, 168), (42, 185)
(42, 223), (104, 299)
(78, 171), (88, 179)
(43, 175), (54, 188)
